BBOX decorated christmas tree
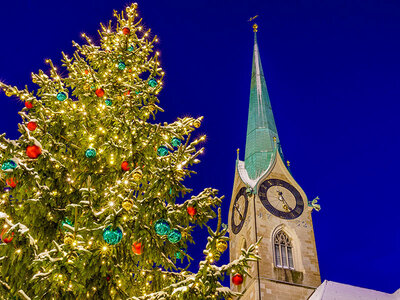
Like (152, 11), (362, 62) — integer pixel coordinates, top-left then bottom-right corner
(0, 4), (258, 299)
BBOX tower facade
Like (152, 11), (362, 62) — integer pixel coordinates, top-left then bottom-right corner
(228, 25), (321, 299)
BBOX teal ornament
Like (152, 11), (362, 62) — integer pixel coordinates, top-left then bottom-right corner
(61, 218), (73, 232)
(157, 146), (169, 157)
(105, 99), (113, 106)
(168, 229), (182, 244)
(170, 137), (181, 148)
(1, 160), (17, 171)
(135, 91), (142, 95)
(175, 248), (186, 259)
(148, 79), (158, 87)
(56, 92), (68, 101)
(103, 226), (123, 245)
(128, 45), (134, 52)
(154, 219), (170, 236)
(118, 62), (126, 70)
(85, 148), (96, 158)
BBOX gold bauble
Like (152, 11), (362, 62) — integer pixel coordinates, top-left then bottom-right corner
(5, 90), (13, 97)
(132, 169), (143, 182)
(216, 240), (228, 253)
(64, 233), (75, 245)
(148, 104), (156, 112)
(83, 84), (90, 91)
(122, 199), (134, 211)
(193, 119), (201, 128)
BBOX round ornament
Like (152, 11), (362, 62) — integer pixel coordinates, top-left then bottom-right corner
(25, 101), (33, 109)
(26, 145), (42, 159)
(118, 62), (126, 70)
(216, 240), (228, 253)
(56, 92), (68, 101)
(132, 242), (142, 255)
(3, 187), (11, 193)
(132, 169), (143, 181)
(174, 248), (186, 259)
(128, 45), (134, 52)
(61, 218), (73, 232)
(106, 275), (111, 282)
(85, 148), (96, 158)
(95, 88), (105, 97)
(105, 99), (113, 106)
(0, 229), (14, 244)
(232, 274), (243, 286)
(148, 79), (158, 87)
(122, 27), (130, 35)
(27, 121), (37, 131)
(170, 137), (181, 148)
(64, 233), (74, 245)
(147, 104), (156, 112)
(157, 146), (169, 157)
(154, 219), (170, 236)
(121, 161), (130, 171)
(187, 206), (197, 217)
(168, 229), (182, 244)
(85, 70), (89, 75)
(6, 178), (17, 188)
(103, 226), (123, 245)
(122, 199), (134, 211)
(193, 119), (201, 128)
(1, 160), (17, 171)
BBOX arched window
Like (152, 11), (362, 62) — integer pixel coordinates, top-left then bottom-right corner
(274, 231), (294, 269)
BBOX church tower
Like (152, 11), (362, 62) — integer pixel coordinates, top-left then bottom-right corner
(228, 24), (321, 299)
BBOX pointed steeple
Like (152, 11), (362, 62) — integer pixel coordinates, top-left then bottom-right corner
(244, 24), (280, 180)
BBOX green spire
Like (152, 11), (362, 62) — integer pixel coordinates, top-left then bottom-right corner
(244, 25), (280, 180)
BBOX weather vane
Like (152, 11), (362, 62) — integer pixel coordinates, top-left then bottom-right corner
(248, 15), (259, 32)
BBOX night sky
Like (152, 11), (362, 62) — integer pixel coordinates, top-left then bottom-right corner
(0, 0), (399, 295)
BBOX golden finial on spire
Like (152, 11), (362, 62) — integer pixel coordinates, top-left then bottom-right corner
(253, 23), (258, 32)
(273, 136), (277, 143)
(237, 148), (240, 160)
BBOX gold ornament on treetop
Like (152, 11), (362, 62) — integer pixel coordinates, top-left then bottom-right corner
(193, 119), (201, 128)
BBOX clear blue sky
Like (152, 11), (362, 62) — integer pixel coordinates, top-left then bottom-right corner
(0, 0), (399, 294)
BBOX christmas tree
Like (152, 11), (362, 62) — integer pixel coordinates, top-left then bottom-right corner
(0, 4), (258, 299)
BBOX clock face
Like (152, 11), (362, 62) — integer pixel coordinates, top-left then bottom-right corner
(258, 179), (304, 219)
(231, 187), (249, 234)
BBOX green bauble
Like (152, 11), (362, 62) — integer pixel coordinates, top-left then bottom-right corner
(157, 146), (169, 157)
(128, 45), (134, 52)
(168, 229), (182, 244)
(56, 92), (68, 101)
(1, 159), (17, 171)
(148, 78), (158, 87)
(103, 226), (123, 245)
(85, 148), (96, 158)
(175, 248), (186, 259)
(170, 137), (181, 148)
(105, 99), (113, 106)
(154, 219), (170, 236)
(118, 62), (126, 70)
(61, 218), (73, 232)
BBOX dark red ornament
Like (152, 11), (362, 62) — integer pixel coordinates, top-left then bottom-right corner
(106, 275), (111, 282)
(1, 229), (14, 244)
(132, 242), (143, 255)
(187, 206), (197, 217)
(26, 145), (42, 159)
(27, 121), (37, 131)
(232, 274), (243, 285)
(6, 178), (17, 188)
(121, 161), (130, 171)
(122, 27), (130, 35)
(25, 101), (33, 109)
(95, 88), (105, 97)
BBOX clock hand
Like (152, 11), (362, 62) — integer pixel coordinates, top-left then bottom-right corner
(234, 204), (244, 221)
(276, 190), (292, 211)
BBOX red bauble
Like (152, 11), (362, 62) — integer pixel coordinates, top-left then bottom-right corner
(6, 178), (17, 188)
(121, 161), (130, 171)
(25, 101), (33, 109)
(1, 229), (14, 244)
(122, 27), (130, 35)
(106, 275), (111, 282)
(132, 242), (142, 255)
(84, 70), (89, 75)
(26, 145), (42, 159)
(232, 274), (243, 285)
(95, 88), (105, 97)
(187, 206), (197, 217)
(27, 121), (37, 131)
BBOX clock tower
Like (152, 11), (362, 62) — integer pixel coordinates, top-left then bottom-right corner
(228, 24), (321, 299)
